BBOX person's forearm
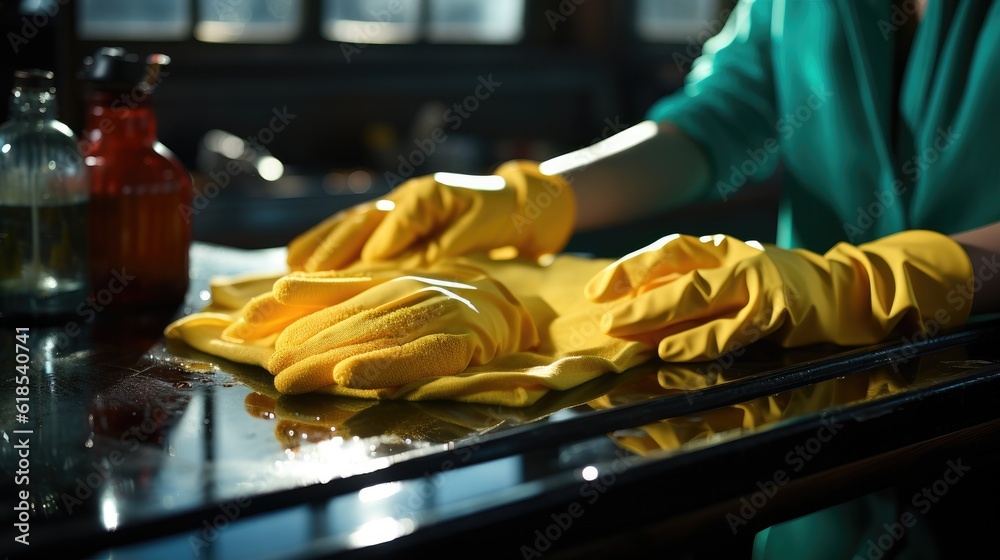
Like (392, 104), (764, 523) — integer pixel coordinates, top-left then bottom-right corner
(951, 221), (1000, 316)
(539, 121), (712, 231)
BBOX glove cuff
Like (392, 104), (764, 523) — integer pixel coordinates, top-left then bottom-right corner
(769, 229), (975, 347)
(856, 229), (976, 327)
(493, 160), (576, 260)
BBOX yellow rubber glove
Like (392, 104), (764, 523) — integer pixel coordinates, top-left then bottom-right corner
(165, 255), (655, 406)
(584, 360), (916, 457)
(286, 160), (575, 272)
(177, 263), (540, 395)
(584, 230), (974, 361)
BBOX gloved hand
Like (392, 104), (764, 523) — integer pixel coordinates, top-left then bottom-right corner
(584, 230), (974, 361)
(218, 263), (540, 394)
(286, 160), (575, 272)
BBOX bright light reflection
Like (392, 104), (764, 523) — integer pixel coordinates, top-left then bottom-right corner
(196, 21), (248, 43)
(539, 120), (659, 176)
(1, 143), (10, 153)
(610, 233), (680, 267)
(347, 517), (414, 548)
(414, 286), (478, 313)
(101, 496), (119, 530)
(218, 135), (245, 159)
(347, 170), (372, 194)
(582, 466), (599, 481)
(745, 240), (764, 251)
(432, 172), (505, 191)
(256, 156), (284, 181)
(375, 199), (396, 212)
(359, 482), (402, 503)
(392, 276), (475, 291)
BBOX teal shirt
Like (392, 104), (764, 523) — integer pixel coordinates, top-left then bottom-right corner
(647, 0), (1000, 252)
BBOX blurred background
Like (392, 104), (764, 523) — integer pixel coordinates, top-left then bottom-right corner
(1, 0), (780, 256)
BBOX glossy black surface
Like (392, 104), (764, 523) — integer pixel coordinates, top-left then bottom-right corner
(3, 243), (1000, 559)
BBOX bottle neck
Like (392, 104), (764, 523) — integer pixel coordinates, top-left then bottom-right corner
(85, 89), (159, 143)
(8, 87), (58, 122)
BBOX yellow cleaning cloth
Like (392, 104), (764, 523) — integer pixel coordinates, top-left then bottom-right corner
(165, 255), (655, 406)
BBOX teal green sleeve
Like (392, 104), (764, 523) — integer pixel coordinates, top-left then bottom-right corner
(646, 0), (779, 200)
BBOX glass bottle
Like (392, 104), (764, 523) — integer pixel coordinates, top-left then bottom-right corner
(78, 47), (192, 310)
(0, 69), (90, 320)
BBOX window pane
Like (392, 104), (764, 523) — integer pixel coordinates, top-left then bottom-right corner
(77, 0), (189, 41)
(196, 0), (302, 43)
(322, 0), (421, 44)
(636, 0), (721, 43)
(20, 0), (57, 14)
(427, 0), (523, 44)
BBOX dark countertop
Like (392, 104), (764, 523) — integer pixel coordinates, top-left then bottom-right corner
(3, 242), (1000, 560)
